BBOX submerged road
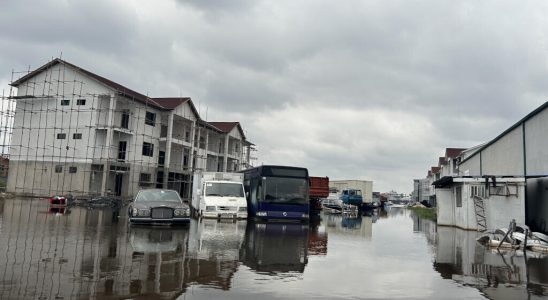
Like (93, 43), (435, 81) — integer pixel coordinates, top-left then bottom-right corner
(0, 198), (547, 299)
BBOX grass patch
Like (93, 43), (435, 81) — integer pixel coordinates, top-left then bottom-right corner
(409, 206), (437, 221)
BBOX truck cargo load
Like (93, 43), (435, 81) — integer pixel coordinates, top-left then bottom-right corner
(309, 176), (329, 216)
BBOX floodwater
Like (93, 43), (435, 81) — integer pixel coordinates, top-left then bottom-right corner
(0, 198), (547, 300)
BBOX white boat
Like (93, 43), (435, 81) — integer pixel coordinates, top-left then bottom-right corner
(322, 193), (343, 211)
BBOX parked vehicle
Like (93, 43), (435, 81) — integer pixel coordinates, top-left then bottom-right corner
(241, 165), (310, 221)
(309, 176), (329, 216)
(340, 188), (363, 206)
(191, 171), (247, 219)
(128, 189), (190, 225)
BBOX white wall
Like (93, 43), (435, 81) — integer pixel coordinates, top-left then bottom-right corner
(436, 188), (454, 226)
(437, 180), (525, 231)
(524, 108), (548, 176)
(481, 125), (523, 176)
(459, 152), (481, 176)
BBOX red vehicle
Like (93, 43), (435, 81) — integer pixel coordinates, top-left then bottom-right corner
(309, 176), (329, 216)
(48, 196), (67, 207)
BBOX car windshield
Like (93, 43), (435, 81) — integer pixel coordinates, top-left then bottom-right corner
(261, 177), (308, 205)
(135, 190), (181, 203)
(205, 182), (244, 197)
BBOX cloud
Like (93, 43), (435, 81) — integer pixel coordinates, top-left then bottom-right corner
(2, 0), (548, 192)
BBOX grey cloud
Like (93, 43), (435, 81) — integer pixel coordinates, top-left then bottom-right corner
(3, 0), (548, 192)
(175, 0), (257, 13)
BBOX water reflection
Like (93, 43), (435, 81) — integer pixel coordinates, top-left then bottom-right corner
(240, 222), (309, 273)
(324, 211), (373, 239)
(186, 219), (246, 290)
(5, 197), (548, 299)
(432, 225), (548, 298)
(308, 219), (327, 256)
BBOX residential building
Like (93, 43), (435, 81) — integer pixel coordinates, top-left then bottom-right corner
(5, 59), (255, 199)
(413, 148), (467, 207)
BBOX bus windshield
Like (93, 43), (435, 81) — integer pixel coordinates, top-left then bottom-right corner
(262, 177), (308, 205)
(206, 182), (244, 197)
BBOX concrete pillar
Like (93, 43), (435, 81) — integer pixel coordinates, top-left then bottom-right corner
(204, 130), (209, 171)
(101, 95), (116, 196)
(246, 144), (251, 169)
(223, 135), (229, 172)
(163, 112), (174, 187)
(189, 121), (196, 170)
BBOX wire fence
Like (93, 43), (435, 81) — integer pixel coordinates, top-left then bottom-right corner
(0, 58), (256, 201)
(0, 58), (259, 299)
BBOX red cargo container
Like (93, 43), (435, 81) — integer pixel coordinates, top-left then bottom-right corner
(309, 176), (329, 199)
(309, 176), (329, 216)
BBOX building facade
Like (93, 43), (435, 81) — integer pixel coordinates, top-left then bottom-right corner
(329, 180), (373, 203)
(6, 59), (255, 199)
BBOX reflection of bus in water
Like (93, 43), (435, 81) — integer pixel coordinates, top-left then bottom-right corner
(241, 165), (310, 221)
(240, 222), (309, 273)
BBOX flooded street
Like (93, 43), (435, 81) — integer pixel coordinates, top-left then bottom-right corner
(1, 198), (547, 299)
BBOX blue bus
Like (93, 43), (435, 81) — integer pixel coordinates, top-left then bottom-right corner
(241, 165), (310, 221)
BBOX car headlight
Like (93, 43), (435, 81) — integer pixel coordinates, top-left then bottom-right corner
(256, 211), (267, 216)
(174, 208), (189, 216)
(238, 207), (247, 212)
(206, 206), (216, 211)
(132, 208), (138, 216)
(138, 209), (150, 217)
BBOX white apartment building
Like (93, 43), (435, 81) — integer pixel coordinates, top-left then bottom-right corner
(6, 59), (254, 199)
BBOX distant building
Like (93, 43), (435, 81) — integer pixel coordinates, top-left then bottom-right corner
(329, 180), (373, 203)
(413, 148), (467, 207)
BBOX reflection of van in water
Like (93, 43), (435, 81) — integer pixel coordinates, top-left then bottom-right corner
(187, 219), (246, 261)
(240, 221), (309, 273)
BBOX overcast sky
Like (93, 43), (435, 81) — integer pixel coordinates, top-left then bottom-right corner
(1, 0), (548, 193)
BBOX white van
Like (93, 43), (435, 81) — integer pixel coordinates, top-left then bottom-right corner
(191, 172), (248, 219)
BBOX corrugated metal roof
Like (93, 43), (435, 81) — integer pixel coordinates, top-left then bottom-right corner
(460, 101), (548, 165)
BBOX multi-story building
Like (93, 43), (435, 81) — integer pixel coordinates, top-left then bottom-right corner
(5, 59), (255, 199)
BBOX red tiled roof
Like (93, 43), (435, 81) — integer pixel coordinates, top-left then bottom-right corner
(208, 122), (238, 132)
(208, 122), (246, 140)
(11, 58), (168, 109)
(152, 97), (192, 109)
(431, 167), (441, 174)
(438, 157), (447, 166)
(445, 148), (466, 158)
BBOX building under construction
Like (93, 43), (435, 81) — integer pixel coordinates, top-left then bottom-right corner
(1, 58), (256, 199)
